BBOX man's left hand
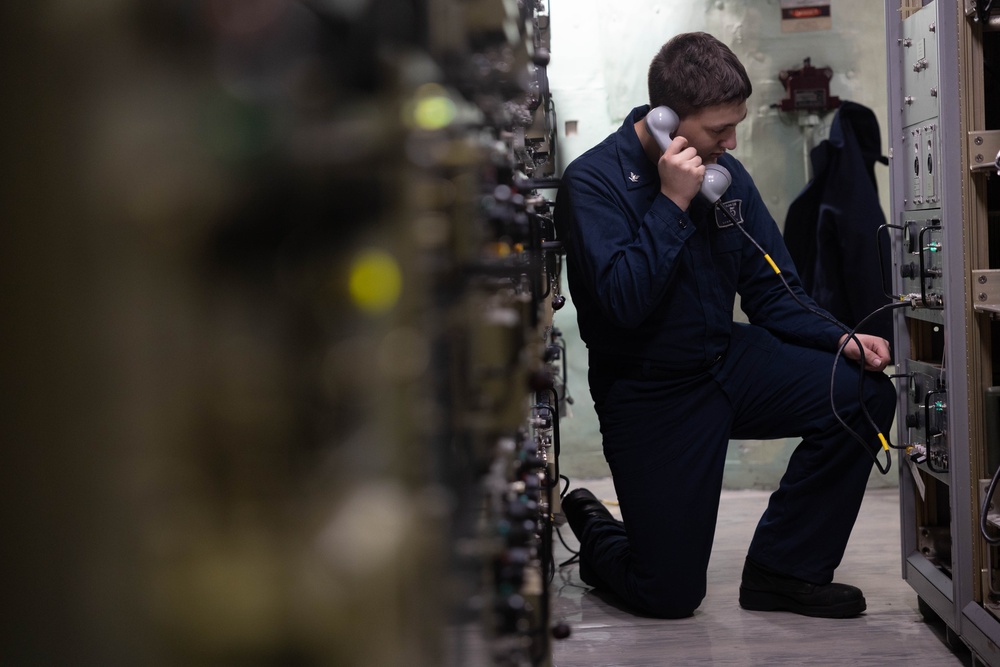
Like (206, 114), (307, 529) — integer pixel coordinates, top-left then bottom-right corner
(838, 333), (891, 372)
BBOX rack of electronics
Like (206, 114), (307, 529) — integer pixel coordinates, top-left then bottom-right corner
(888, 0), (1000, 663)
(422, 2), (567, 666)
(2, 2), (564, 666)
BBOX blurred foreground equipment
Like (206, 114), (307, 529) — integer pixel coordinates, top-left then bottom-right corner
(0, 1), (563, 665)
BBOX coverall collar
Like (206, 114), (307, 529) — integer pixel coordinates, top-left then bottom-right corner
(617, 105), (657, 191)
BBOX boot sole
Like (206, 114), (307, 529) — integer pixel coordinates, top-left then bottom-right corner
(739, 587), (866, 618)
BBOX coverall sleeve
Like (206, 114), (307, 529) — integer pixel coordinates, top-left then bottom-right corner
(734, 177), (846, 350)
(559, 167), (696, 329)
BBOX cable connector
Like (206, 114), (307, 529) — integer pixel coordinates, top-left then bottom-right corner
(906, 443), (927, 464)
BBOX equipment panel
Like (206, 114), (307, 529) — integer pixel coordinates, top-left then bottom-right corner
(900, 9), (941, 131)
(890, 0), (1000, 663)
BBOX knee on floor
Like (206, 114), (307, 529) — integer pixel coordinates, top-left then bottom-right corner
(635, 581), (703, 619)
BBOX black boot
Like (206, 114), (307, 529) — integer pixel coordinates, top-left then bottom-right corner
(561, 488), (616, 542)
(739, 557), (866, 618)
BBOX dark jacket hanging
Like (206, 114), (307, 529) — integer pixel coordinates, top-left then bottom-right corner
(783, 101), (893, 354)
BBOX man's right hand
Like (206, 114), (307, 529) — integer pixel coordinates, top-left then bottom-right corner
(657, 135), (704, 211)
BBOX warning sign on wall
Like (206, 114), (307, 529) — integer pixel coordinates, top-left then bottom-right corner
(780, 0), (832, 33)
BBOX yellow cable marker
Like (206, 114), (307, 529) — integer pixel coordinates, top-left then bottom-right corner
(763, 254), (781, 274)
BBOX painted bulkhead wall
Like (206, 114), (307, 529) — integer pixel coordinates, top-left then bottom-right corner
(547, 0), (895, 488)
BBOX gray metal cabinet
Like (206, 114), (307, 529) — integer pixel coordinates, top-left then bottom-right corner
(888, 1), (1000, 663)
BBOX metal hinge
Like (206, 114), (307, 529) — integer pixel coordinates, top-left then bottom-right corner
(968, 130), (1000, 172)
(973, 270), (1000, 314)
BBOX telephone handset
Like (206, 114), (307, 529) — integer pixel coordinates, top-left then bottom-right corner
(645, 105), (731, 203)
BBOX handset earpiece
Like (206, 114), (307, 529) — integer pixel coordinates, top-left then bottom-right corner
(645, 106), (679, 152)
(645, 105), (732, 204)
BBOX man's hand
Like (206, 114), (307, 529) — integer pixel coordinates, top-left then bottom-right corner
(658, 135), (704, 211)
(838, 333), (891, 372)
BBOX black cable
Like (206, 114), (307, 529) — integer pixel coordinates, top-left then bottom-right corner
(829, 301), (913, 475)
(555, 335), (573, 410)
(546, 95), (558, 173)
(982, 463), (1000, 545)
(877, 223), (906, 300)
(554, 476), (582, 564)
(533, 386), (563, 586)
(827, 311), (896, 475)
(917, 225), (943, 309)
(535, 386), (562, 483)
(538, 329), (572, 586)
(529, 209), (559, 301)
(832, 301), (910, 447)
(715, 201), (897, 473)
(532, 403), (555, 661)
(558, 551), (580, 568)
(978, 0), (996, 24)
(922, 389), (948, 474)
(556, 524), (580, 561)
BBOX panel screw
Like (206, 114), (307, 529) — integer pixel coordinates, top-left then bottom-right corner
(976, 136), (984, 145)
(980, 293), (989, 301)
(980, 275), (989, 284)
(977, 154), (985, 163)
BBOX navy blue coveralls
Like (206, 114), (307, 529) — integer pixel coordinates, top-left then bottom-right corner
(554, 105), (896, 618)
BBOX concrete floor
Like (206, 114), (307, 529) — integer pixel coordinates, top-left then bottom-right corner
(549, 479), (971, 666)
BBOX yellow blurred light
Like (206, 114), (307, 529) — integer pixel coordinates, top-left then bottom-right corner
(348, 250), (402, 314)
(413, 95), (456, 130)
(405, 83), (456, 131)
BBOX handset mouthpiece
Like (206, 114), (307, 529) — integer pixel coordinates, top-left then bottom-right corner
(702, 164), (732, 203)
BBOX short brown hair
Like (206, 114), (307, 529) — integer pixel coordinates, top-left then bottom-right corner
(648, 32), (752, 118)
